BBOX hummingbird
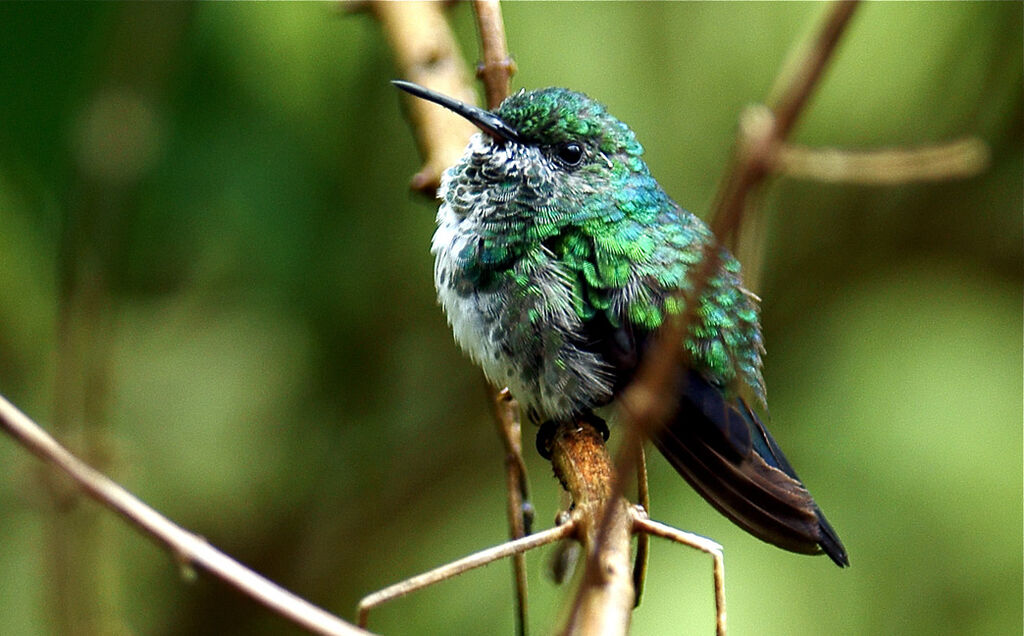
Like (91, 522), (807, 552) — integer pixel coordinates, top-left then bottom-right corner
(394, 80), (848, 567)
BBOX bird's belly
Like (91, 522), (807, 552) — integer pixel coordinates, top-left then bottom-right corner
(431, 218), (614, 420)
(435, 282), (525, 397)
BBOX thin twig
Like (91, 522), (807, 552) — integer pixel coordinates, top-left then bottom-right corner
(633, 514), (726, 636)
(357, 522), (576, 629)
(0, 394), (368, 636)
(467, 3), (532, 632)
(373, 0), (537, 631)
(491, 387), (532, 636)
(776, 137), (989, 183)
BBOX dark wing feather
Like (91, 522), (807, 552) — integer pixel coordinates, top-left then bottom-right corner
(652, 370), (849, 566)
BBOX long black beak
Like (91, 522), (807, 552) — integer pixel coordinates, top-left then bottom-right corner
(392, 80), (521, 144)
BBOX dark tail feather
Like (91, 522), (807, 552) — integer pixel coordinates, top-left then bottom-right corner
(651, 371), (849, 567)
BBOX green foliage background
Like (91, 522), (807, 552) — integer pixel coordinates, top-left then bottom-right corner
(0, 3), (1020, 635)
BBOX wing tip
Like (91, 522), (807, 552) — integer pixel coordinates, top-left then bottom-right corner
(815, 510), (850, 567)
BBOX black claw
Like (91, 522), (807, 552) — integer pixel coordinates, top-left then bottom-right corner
(536, 420), (559, 459)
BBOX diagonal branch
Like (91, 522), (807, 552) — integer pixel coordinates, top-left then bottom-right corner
(580, 1), (862, 632)
(356, 522), (575, 629)
(712, 0), (861, 243)
(0, 394), (368, 636)
(491, 386), (533, 635)
(620, 0), (862, 482)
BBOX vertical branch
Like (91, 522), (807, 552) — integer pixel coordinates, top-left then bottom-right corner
(468, 4), (530, 632)
(379, 2), (530, 630)
(548, 422), (634, 636)
(492, 388), (532, 636)
(473, 0), (516, 109)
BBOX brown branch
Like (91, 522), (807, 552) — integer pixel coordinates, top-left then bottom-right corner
(767, 0), (860, 143)
(491, 387), (531, 635)
(371, 0), (517, 192)
(381, 2), (532, 630)
(0, 394), (369, 636)
(357, 522), (575, 629)
(549, 421), (634, 635)
(473, 0), (516, 109)
(713, 0), (860, 244)
(621, 0), (862, 452)
(468, 4), (531, 632)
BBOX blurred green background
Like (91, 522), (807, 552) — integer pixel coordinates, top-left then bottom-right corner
(0, 2), (1020, 635)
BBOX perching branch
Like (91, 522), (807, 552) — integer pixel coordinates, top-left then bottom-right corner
(0, 394), (369, 636)
(549, 421), (636, 635)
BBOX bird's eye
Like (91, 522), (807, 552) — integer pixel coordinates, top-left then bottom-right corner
(554, 141), (585, 167)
